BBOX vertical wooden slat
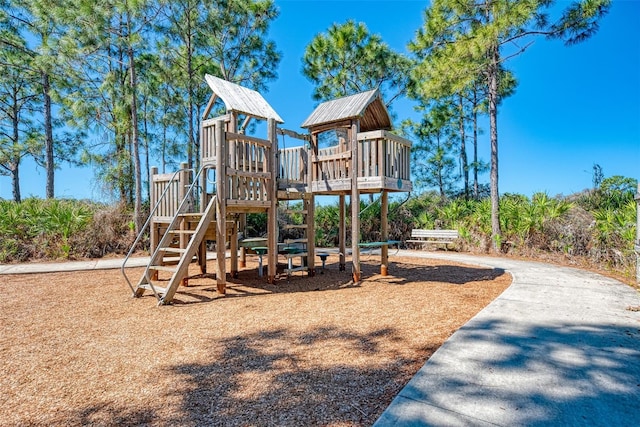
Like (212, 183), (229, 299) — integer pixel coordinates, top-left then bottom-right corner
(377, 137), (383, 177)
(302, 147), (308, 184)
(230, 137), (238, 201)
(364, 139), (371, 177)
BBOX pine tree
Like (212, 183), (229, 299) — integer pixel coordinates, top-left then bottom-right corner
(302, 19), (412, 108)
(161, 0), (281, 171)
(1, 0), (82, 199)
(0, 28), (41, 201)
(411, 0), (610, 252)
(403, 101), (458, 198)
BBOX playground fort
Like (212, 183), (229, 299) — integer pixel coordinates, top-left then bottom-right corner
(122, 75), (412, 305)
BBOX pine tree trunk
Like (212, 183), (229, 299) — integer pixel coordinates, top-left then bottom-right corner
(11, 163), (20, 203)
(11, 100), (21, 202)
(459, 94), (469, 199)
(127, 21), (143, 235)
(143, 99), (150, 205)
(43, 72), (54, 199)
(473, 88), (479, 199)
(186, 12), (195, 172)
(488, 44), (501, 252)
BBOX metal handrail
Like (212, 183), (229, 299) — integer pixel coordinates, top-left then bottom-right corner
(120, 166), (193, 295)
(127, 165), (211, 299)
(139, 166), (210, 300)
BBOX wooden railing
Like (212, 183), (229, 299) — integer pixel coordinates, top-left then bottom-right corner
(226, 132), (272, 206)
(279, 146), (309, 185)
(200, 122), (412, 197)
(357, 130), (412, 182)
(200, 115), (230, 166)
(150, 165), (190, 222)
(313, 145), (351, 182)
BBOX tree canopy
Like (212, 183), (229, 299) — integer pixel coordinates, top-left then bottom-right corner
(410, 0), (611, 252)
(302, 19), (411, 108)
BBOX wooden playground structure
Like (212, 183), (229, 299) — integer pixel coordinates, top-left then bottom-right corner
(122, 75), (412, 304)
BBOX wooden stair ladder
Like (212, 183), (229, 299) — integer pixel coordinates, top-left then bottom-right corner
(281, 197), (309, 276)
(135, 196), (217, 305)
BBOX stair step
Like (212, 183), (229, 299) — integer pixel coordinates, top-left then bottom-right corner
(283, 224), (307, 230)
(138, 283), (167, 295)
(168, 230), (196, 235)
(178, 212), (203, 218)
(162, 254), (197, 263)
(284, 238), (308, 244)
(283, 209), (307, 214)
(149, 265), (178, 273)
(161, 247), (187, 254)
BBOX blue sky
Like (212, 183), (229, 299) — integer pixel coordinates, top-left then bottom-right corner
(2, 0), (638, 200)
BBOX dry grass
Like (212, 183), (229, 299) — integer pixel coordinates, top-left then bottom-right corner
(0, 254), (510, 426)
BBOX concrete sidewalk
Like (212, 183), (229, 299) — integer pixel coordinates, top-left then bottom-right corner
(0, 253), (222, 275)
(0, 256), (150, 274)
(375, 251), (640, 426)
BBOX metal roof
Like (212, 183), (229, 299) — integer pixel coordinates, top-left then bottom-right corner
(204, 74), (283, 123)
(300, 89), (391, 132)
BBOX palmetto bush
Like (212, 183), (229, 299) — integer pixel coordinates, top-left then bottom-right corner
(309, 179), (636, 279)
(0, 198), (129, 262)
(1, 176), (635, 280)
(497, 192), (573, 248)
(590, 199), (637, 272)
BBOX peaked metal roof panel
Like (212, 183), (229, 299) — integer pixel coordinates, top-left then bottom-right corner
(204, 74), (283, 123)
(300, 89), (391, 132)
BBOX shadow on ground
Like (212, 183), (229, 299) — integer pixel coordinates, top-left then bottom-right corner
(388, 318), (640, 426)
(167, 259), (506, 304)
(164, 326), (429, 426)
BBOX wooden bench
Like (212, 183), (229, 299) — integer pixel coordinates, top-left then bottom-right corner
(407, 229), (458, 250)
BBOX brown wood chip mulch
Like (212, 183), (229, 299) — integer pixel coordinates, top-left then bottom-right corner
(0, 254), (511, 426)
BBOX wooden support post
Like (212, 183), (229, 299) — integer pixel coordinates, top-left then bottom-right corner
(229, 112), (238, 201)
(307, 194), (315, 276)
(178, 162), (189, 251)
(239, 213), (247, 268)
(339, 194), (346, 271)
(381, 190), (389, 276)
(267, 118), (278, 284)
(351, 121), (361, 283)
(230, 221), (238, 278)
(150, 166), (159, 281)
(311, 133), (318, 183)
(215, 120), (227, 294)
(198, 118), (210, 275)
(149, 166), (158, 254)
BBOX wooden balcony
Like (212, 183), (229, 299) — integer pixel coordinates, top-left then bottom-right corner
(310, 130), (412, 194)
(200, 119), (275, 213)
(200, 121), (412, 199)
